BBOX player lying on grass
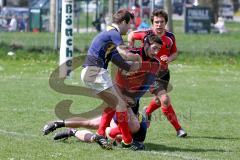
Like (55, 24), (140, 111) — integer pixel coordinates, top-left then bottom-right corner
(43, 34), (163, 150)
(52, 107), (147, 151)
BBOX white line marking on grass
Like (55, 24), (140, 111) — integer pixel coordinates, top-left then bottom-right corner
(141, 150), (207, 160)
(0, 76), (49, 80)
(0, 108), (53, 113)
(0, 129), (38, 138)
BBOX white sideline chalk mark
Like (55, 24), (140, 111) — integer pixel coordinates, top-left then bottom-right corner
(0, 108), (53, 113)
(0, 76), (49, 80)
(0, 129), (38, 138)
(141, 150), (206, 160)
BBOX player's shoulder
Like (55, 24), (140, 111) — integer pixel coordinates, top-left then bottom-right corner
(165, 31), (176, 39)
(105, 26), (120, 37)
(106, 25), (118, 32)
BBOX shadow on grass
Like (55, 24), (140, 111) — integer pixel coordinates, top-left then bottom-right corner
(144, 142), (231, 153)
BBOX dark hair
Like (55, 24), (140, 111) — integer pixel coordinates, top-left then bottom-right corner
(112, 9), (134, 24)
(150, 9), (168, 24)
(144, 34), (163, 46)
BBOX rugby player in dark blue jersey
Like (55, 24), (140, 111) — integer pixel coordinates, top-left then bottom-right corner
(81, 9), (142, 149)
(43, 9), (141, 150)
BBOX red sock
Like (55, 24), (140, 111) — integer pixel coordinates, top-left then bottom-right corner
(97, 107), (115, 136)
(161, 104), (181, 131)
(109, 126), (121, 139)
(146, 98), (160, 116)
(116, 111), (132, 144)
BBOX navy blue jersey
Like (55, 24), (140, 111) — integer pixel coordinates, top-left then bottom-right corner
(83, 26), (127, 69)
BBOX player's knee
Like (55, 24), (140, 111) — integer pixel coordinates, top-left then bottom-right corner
(129, 122), (140, 134)
(160, 94), (170, 107)
(117, 98), (127, 108)
(154, 97), (161, 106)
(128, 115), (140, 134)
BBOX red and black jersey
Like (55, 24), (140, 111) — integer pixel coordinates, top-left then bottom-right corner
(131, 29), (177, 70)
(115, 47), (160, 99)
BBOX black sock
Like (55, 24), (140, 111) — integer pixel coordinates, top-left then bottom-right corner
(56, 120), (65, 128)
(70, 129), (77, 136)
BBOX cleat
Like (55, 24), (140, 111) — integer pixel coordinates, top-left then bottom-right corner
(177, 128), (187, 138)
(130, 141), (145, 151)
(93, 134), (113, 150)
(121, 141), (132, 148)
(42, 121), (64, 135)
(105, 127), (116, 144)
(121, 140), (145, 151)
(112, 141), (118, 146)
(53, 129), (76, 140)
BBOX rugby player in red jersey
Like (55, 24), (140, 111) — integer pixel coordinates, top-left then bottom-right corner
(128, 9), (187, 137)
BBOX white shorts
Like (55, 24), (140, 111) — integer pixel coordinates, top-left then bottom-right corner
(81, 66), (113, 94)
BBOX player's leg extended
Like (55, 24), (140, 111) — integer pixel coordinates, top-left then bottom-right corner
(54, 129), (95, 142)
(97, 85), (133, 145)
(158, 92), (187, 137)
(64, 116), (101, 129)
(144, 70), (170, 122)
(42, 116), (101, 135)
(75, 130), (95, 142)
(107, 108), (140, 139)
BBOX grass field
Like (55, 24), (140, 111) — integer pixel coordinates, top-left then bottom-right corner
(1, 19), (240, 160)
(0, 56), (240, 160)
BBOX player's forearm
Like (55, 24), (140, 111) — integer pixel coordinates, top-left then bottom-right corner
(168, 52), (177, 62)
(129, 61), (141, 72)
(116, 45), (129, 57)
(125, 52), (141, 61)
(115, 45), (142, 71)
(116, 45), (141, 62)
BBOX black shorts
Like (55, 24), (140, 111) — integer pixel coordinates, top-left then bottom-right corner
(150, 70), (170, 95)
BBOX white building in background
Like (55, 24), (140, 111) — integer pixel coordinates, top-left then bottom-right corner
(0, 0), (2, 7)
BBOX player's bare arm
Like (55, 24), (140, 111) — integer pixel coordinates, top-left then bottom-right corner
(127, 31), (135, 47)
(116, 45), (142, 71)
(160, 52), (177, 64)
(117, 45), (141, 61)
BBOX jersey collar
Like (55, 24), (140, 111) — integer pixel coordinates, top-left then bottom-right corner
(111, 23), (120, 32)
